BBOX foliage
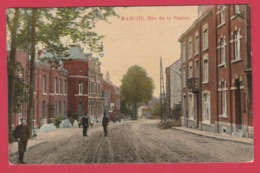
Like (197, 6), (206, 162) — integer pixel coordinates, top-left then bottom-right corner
(151, 102), (166, 117)
(171, 103), (182, 121)
(53, 115), (66, 128)
(7, 7), (118, 63)
(7, 61), (28, 113)
(157, 121), (173, 129)
(120, 99), (132, 115)
(120, 65), (154, 120)
(71, 112), (80, 120)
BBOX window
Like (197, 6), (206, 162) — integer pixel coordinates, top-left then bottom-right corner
(221, 81), (227, 116)
(220, 38), (226, 64)
(64, 80), (67, 94)
(203, 59), (209, 82)
(42, 100), (46, 118)
(95, 83), (98, 93)
(234, 30), (241, 61)
(195, 35), (199, 54)
(54, 77), (58, 94)
(188, 40), (192, 58)
(188, 93), (194, 119)
(78, 82), (83, 95)
(59, 79), (62, 94)
(182, 44), (186, 62)
(235, 5), (240, 15)
(195, 60), (199, 78)
(43, 75), (46, 94)
(219, 6), (225, 25)
(64, 101), (67, 116)
(55, 101), (58, 115)
(59, 101), (62, 115)
(203, 29), (208, 50)
(189, 65), (193, 79)
(203, 93), (210, 122)
(183, 95), (187, 118)
(88, 81), (90, 94)
(183, 67), (186, 87)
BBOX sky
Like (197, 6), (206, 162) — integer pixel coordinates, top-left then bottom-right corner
(94, 6), (198, 97)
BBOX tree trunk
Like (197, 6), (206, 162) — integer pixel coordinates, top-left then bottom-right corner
(8, 9), (20, 143)
(27, 8), (38, 138)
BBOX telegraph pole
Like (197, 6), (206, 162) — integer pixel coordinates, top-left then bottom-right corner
(160, 57), (166, 122)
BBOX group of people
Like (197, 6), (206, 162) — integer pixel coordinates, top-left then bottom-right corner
(82, 112), (109, 137)
(12, 112), (109, 164)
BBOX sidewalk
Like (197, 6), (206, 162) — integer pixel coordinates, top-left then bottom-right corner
(172, 126), (254, 145)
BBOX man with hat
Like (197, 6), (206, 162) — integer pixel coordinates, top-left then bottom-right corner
(81, 113), (89, 137)
(13, 117), (30, 164)
(102, 112), (109, 137)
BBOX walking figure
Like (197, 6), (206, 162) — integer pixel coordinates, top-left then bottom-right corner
(13, 117), (30, 164)
(102, 113), (109, 137)
(82, 113), (89, 137)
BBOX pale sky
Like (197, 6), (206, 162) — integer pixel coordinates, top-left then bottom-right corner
(94, 6), (198, 97)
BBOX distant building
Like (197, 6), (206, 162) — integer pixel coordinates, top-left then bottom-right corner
(137, 106), (151, 119)
(165, 59), (181, 119)
(102, 73), (120, 120)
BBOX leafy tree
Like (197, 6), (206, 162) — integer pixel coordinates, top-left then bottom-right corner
(7, 7), (118, 140)
(120, 65), (154, 120)
(151, 102), (166, 118)
(9, 61), (29, 113)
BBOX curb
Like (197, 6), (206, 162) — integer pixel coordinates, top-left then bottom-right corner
(172, 127), (253, 145)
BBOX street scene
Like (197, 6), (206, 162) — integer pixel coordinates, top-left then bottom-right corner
(9, 120), (253, 164)
(6, 5), (253, 165)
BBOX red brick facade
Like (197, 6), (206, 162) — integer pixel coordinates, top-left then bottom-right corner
(10, 44), (115, 127)
(179, 5), (252, 137)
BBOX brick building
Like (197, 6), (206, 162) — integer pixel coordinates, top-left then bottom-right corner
(87, 53), (103, 123)
(9, 49), (68, 128)
(10, 44), (107, 127)
(178, 5), (252, 137)
(63, 45), (89, 117)
(102, 73), (120, 120)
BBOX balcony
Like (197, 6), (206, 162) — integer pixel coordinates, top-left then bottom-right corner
(188, 78), (199, 93)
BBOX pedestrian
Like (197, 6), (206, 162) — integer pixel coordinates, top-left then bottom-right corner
(82, 113), (89, 137)
(13, 117), (30, 164)
(102, 113), (109, 137)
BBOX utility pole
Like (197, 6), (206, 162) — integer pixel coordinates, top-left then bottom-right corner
(160, 57), (166, 122)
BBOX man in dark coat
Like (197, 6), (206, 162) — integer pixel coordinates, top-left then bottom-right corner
(13, 117), (30, 164)
(82, 113), (89, 136)
(102, 113), (109, 137)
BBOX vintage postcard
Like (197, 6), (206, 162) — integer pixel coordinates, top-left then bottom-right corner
(1, 1), (259, 173)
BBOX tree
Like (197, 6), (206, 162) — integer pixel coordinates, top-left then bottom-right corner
(7, 8), (20, 143)
(7, 7), (118, 140)
(151, 102), (166, 117)
(120, 65), (154, 120)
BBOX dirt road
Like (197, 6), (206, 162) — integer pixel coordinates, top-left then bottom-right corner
(9, 119), (253, 164)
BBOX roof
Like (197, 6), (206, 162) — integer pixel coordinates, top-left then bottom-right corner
(66, 44), (88, 60)
(178, 10), (212, 42)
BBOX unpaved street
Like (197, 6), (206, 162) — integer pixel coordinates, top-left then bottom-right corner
(9, 120), (253, 164)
